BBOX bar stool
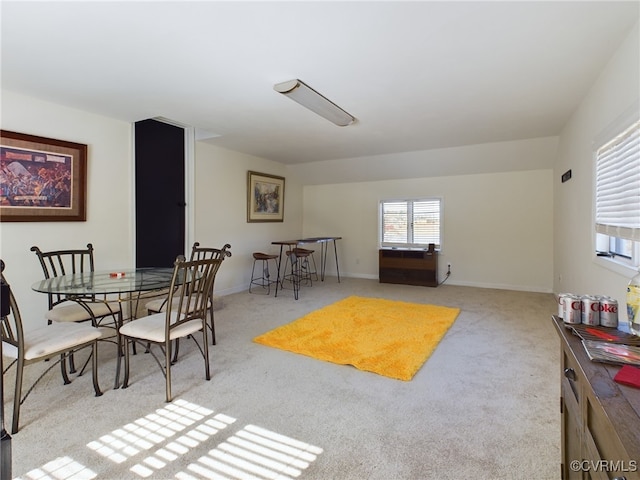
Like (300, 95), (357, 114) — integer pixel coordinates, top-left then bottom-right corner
(249, 252), (279, 295)
(293, 247), (318, 281)
(282, 248), (313, 300)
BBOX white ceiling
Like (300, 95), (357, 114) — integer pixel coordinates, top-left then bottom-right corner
(1, 1), (638, 166)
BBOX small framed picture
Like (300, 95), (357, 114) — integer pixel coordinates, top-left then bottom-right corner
(247, 171), (285, 223)
(1, 130), (87, 222)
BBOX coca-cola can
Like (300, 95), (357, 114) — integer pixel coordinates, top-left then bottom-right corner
(598, 296), (619, 328)
(557, 293), (571, 318)
(562, 295), (582, 324)
(581, 295), (600, 325)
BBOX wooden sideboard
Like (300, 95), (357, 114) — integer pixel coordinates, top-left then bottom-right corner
(553, 316), (640, 480)
(378, 248), (437, 287)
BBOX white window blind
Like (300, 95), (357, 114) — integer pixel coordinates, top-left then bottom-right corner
(381, 198), (441, 248)
(413, 200), (440, 245)
(595, 120), (640, 241)
(381, 201), (408, 244)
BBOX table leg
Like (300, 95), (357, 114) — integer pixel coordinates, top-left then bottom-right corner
(114, 291), (145, 389)
(320, 242), (327, 281)
(291, 250), (299, 300)
(333, 239), (341, 283)
(113, 294), (127, 389)
(274, 244), (285, 297)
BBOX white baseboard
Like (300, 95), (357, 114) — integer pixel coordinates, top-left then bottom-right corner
(222, 274), (553, 298)
(442, 279), (553, 294)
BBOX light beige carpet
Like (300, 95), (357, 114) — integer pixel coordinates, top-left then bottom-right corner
(7, 279), (560, 480)
(253, 295), (460, 381)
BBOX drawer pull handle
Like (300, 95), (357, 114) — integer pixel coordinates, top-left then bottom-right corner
(564, 368), (576, 381)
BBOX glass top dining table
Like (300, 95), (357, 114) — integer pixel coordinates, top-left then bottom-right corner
(31, 267), (176, 297)
(31, 267), (180, 390)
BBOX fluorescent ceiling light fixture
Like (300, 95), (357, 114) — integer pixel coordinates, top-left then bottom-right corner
(274, 79), (355, 126)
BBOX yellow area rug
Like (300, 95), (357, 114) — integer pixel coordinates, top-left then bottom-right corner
(253, 295), (460, 381)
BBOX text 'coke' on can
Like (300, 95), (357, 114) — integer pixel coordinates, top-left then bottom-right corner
(581, 295), (600, 325)
(562, 295), (582, 324)
(598, 296), (619, 328)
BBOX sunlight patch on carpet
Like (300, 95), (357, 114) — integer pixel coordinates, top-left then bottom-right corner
(253, 295), (460, 381)
(74, 398), (322, 479)
(14, 456), (97, 480)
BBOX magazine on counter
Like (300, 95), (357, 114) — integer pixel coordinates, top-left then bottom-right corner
(581, 339), (640, 366)
(566, 323), (640, 346)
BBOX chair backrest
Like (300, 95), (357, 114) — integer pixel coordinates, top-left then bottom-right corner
(189, 242), (232, 262)
(0, 260), (24, 357)
(31, 243), (96, 308)
(189, 242), (231, 294)
(165, 256), (223, 336)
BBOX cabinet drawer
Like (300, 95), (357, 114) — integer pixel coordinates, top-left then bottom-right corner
(562, 349), (582, 407)
(561, 391), (583, 479)
(379, 256), (436, 268)
(585, 393), (640, 480)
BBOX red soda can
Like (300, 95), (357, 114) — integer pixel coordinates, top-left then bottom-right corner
(581, 295), (600, 325)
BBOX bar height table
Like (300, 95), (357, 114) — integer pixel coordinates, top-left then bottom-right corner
(297, 237), (342, 282)
(271, 236), (342, 298)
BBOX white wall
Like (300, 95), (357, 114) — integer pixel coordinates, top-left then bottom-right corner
(193, 142), (303, 294)
(0, 92), (304, 329)
(3, 21), (635, 325)
(303, 167), (554, 293)
(291, 136), (558, 186)
(0, 91), (132, 328)
(554, 21), (639, 307)
(0, 88), (557, 337)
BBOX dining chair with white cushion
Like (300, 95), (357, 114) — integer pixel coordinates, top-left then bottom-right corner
(31, 243), (122, 371)
(119, 255), (222, 402)
(1, 259), (102, 434)
(145, 242), (231, 345)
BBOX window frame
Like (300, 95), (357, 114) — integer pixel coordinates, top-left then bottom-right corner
(593, 103), (640, 273)
(379, 197), (443, 250)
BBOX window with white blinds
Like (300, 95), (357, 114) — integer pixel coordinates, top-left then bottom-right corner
(595, 120), (640, 242)
(380, 198), (441, 249)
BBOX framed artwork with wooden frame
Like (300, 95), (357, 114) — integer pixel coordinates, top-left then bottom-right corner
(0, 130), (87, 222)
(247, 171), (285, 222)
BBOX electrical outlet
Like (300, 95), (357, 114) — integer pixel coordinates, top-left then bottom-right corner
(447, 262), (451, 270)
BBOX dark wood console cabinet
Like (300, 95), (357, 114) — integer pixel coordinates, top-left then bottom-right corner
(553, 316), (640, 480)
(378, 249), (437, 287)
